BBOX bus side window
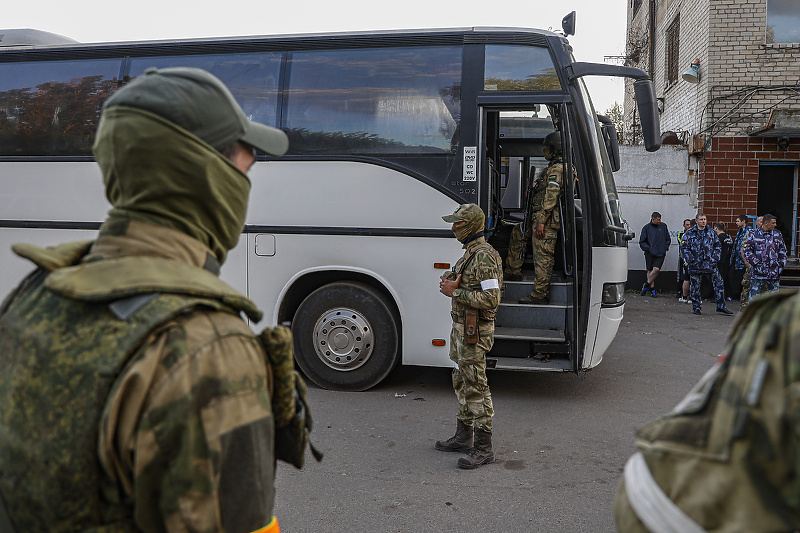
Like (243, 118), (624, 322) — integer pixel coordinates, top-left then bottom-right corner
(0, 59), (122, 156)
(283, 46), (461, 156)
(127, 53), (284, 133)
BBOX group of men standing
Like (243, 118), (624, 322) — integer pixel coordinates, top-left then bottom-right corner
(640, 211), (788, 314)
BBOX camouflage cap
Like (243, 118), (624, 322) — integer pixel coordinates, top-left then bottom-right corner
(442, 203), (485, 225)
(103, 67), (289, 156)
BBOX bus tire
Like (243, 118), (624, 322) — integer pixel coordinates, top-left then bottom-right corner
(292, 281), (400, 391)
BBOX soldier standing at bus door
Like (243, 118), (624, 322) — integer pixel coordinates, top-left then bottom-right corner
(504, 131), (565, 304)
(436, 204), (503, 469)
(0, 68), (313, 533)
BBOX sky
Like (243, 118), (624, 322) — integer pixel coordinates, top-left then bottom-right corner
(2, 0), (628, 113)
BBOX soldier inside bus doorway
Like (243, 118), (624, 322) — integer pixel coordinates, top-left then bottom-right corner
(504, 131), (565, 304)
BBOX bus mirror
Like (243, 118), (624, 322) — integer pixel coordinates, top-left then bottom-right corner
(562, 12), (576, 36)
(597, 114), (620, 172)
(633, 79), (661, 152)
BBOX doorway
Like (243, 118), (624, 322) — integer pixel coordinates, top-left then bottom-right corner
(758, 162), (798, 255)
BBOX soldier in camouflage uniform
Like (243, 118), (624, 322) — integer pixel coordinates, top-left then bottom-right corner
(615, 289), (800, 532)
(504, 131), (565, 304)
(0, 68), (292, 533)
(436, 204), (503, 469)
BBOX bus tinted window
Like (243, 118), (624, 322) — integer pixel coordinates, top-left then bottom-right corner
(0, 59), (121, 156)
(484, 45), (560, 92)
(284, 46), (461, 155)
(128, 53), (283, 130)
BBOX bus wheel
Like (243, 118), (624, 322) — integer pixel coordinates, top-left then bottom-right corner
(292, 281), (400, 391)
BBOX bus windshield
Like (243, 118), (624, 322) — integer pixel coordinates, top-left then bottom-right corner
(573, 76), (624, 231)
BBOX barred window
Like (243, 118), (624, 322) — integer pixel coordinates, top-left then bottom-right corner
(632, 0), (643, 17)
(665, 15), (680, 87)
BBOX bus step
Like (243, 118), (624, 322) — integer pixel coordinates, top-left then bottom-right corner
(494, 326), (565, 342)
(486, 355), (574, 372)
(496, 302), (569, 329)
(490, 328), (565, 358)
(502, 279), (571, 302)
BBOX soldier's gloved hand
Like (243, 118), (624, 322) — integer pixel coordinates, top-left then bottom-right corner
(440, 274), (461, 297)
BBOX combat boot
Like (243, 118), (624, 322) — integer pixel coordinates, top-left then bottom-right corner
(435, 419), (473, 452)
(457, 427), (495, 469)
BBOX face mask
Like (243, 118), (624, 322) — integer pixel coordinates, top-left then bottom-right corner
(452, 216), (483, 243)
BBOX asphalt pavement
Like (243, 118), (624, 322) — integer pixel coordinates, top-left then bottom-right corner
(273, 292), (738, 532)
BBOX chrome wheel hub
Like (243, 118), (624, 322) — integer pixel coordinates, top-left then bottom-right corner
(312, 307), (374, 371)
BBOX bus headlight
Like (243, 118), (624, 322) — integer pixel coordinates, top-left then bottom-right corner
(602, 282), (626, 306)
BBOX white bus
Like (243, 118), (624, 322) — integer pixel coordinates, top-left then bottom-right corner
(0, 18), (661, 390)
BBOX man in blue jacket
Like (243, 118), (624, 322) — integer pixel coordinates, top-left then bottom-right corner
(682, 213), (733, 315)
(639, 212), (671, 297)
(742, 213), (787, 300)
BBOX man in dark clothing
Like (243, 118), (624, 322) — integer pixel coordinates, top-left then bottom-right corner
(714, 222), (733, 299)
(681, 213), (733, 315)
(639, 212), (670, 297)
(743, 213), (787, 300)
(728, 214), (749, 300)
(676, 219), (692, 302)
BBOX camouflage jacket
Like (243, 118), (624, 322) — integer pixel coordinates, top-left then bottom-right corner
(615, 290), (800, 532)
(0, 220), (276, 533)
(681, 225), (721, 273)
(743, 227), (788, 280)
(731, 226), (749, 270)
(449, 236), (503, 323)
(530, 160), (564, 230)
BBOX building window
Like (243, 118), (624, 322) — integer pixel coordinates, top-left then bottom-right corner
(767, 0), (800, 43)
(665, 15), (680, 88)
(632, 0), (642, 17)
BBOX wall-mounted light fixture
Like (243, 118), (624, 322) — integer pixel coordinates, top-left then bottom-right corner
(682, 59), (701, 84)
(778, 136), (790, 150)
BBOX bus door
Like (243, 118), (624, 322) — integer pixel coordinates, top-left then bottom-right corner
(478, 102), (583, 373)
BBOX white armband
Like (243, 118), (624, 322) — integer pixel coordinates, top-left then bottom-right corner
(480, 279), (500, 290)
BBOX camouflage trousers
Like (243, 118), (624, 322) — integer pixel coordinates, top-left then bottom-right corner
(689, 270), (725, 311)
(505, 223), (558, 299)
(750, 278), (780, 301)
(741, 265), (751, 308)
(449, 323), (494, 433)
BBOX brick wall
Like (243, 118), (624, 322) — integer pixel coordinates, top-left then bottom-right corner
(699, 136), (800, 228)
(705, 0), (800, 136)
(624, 0), (800, 140)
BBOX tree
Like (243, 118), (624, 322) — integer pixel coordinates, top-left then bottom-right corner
(604, 101), (624, 144)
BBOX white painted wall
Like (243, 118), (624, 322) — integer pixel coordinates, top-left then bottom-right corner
(615, 144), (696, 273)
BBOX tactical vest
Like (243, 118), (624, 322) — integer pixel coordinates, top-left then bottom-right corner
(0, 242), (262, 533)
(450, 241), (499, 322)
(630, 290), (800, 532)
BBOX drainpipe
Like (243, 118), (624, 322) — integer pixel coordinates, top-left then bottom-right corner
(649, 0), (656, 80)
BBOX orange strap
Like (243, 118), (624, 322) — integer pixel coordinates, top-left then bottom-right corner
(251, 516), (280, 533)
